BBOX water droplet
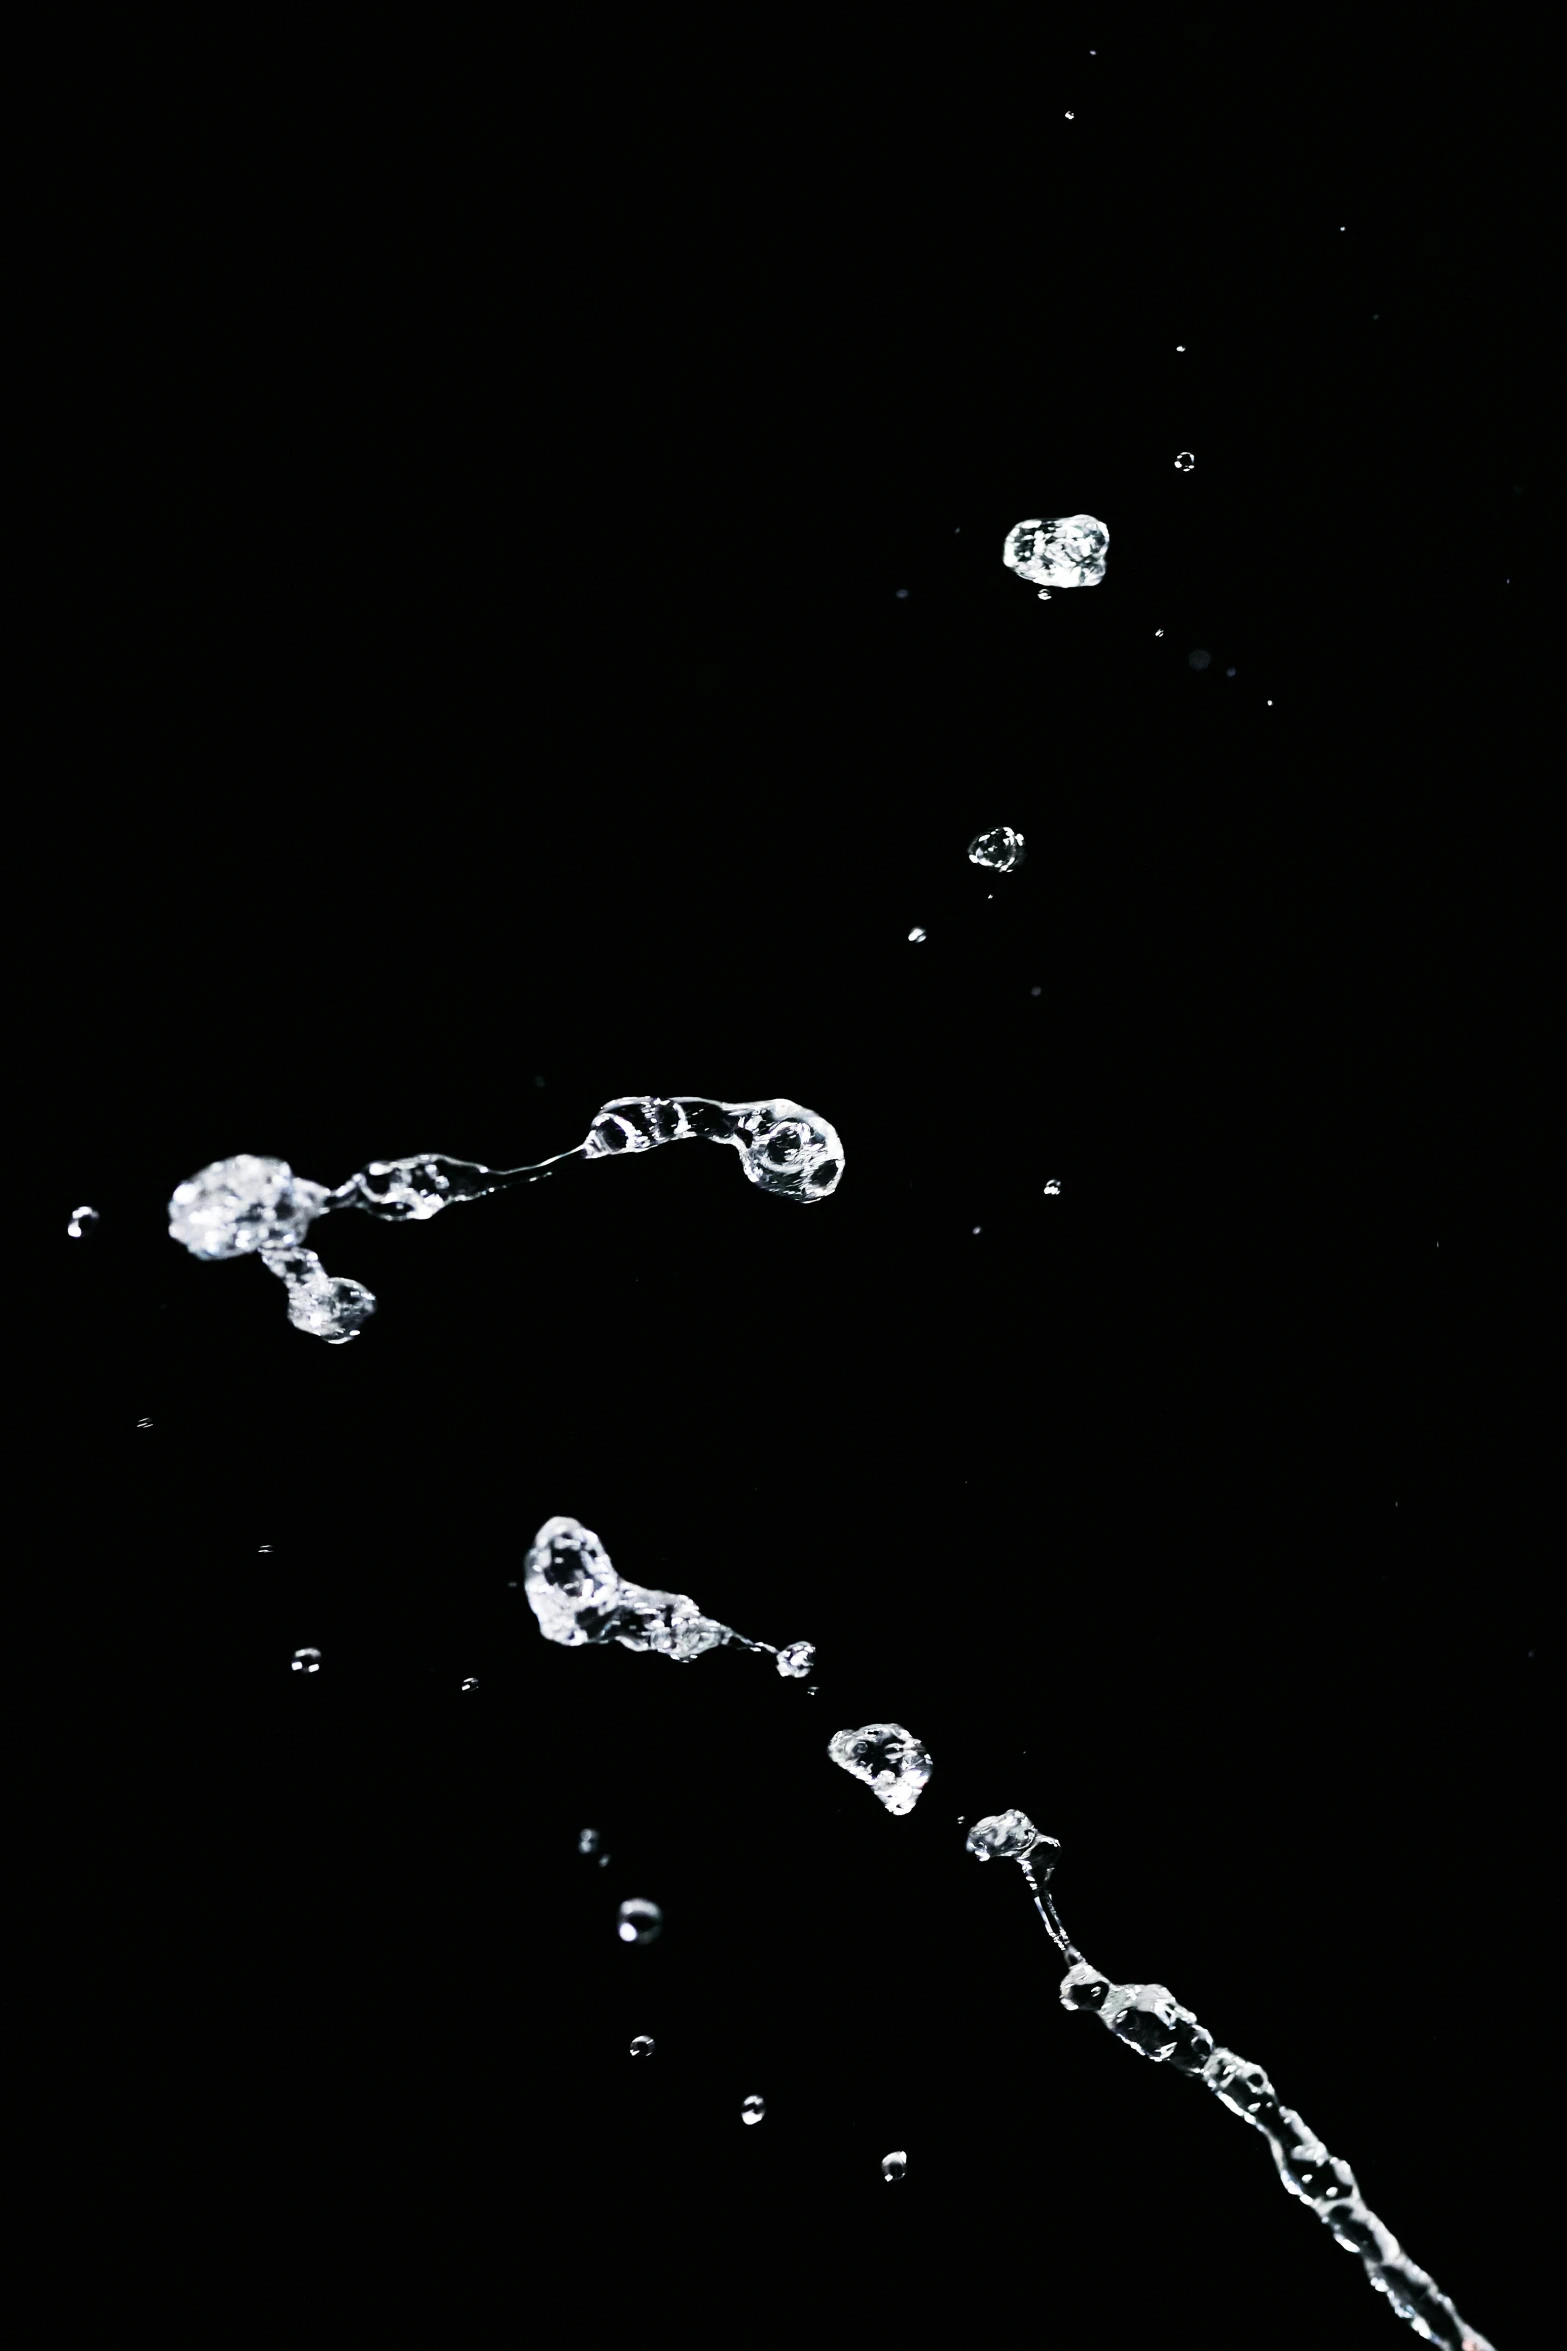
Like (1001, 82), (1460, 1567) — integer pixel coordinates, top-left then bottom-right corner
(169, 1156), (329, 1261)
(908, 926), (927, 943)
(1188, 649), (1211, 671)
(258, 1544), (273, 1553)
(968, 825), (1026, 873)
(578, 1828), (601, 1857)
(629, 2035), (655, 2057)
(1174, 452), (1196, 472)
(1175, 344), (1185, 352)
(1003, 516), (1108, 597)
(894, 588), (909, 599)
(741, 2094), (765, 2125)
(882, 2151), (907, 2183)
(291, 1647), (322, 1675)
(805, 1686), (818, 1696)
(136, 1417), (153, 1429)
(618, 1897), (663, 1945)
(67, 1205), (99, 1239)
(777, 1641), (816, 1679)
(1044, 1180), (1061, 1195)
(1225, 666), (1236, 677)
(460, 1676), (479, 1693)
(1030, 984), (1043, 996)
(1155, 627), (1164, 636)
(972, 1225), (982, 1235)
(1064, 110), (1074, 119)
(828, 1723), (933, 1817)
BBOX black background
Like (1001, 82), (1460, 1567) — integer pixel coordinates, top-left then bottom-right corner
(38, 15), (1545, 2345)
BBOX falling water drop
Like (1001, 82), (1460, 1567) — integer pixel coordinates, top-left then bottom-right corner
(1174, 451), (1196, 472)
(618, 1898), (664, 1945)
(828, 1724), (933, 1817)
(67, 1206), (99, 1238)
(741, 2095), (765, 2125)
(578, 1828), (601, 1857)
(882, 2151), (908, 2183)
(291, 1647), (322, 1675)
(968, 825), (1026, 873)
(1189, 649), (1212, 671)
(908, 927), (927, 943)
(460, 1676), (479, 1693)
(136, 1417), (153, 1429)
(629, 2036), (655, 2058)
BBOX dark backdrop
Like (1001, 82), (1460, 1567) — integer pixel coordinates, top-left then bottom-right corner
(38, 16), (1544, 2345)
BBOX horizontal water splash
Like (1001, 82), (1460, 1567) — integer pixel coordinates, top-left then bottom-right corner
(966, 1811), (1495, 2351)
(167, 1096), (844, 1341)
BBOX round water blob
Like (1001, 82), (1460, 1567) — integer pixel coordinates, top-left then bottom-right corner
(67, 1206), (99, 1239)
(741, 2095), (765, 2126)
(968, 825), (1026, 874)
(618, 1897), (664, 1945)
(629, 2036), (655, 2058)
(776, 1642), (815, 1679)
(1174, 452), (1196, 472)
(291, 1647), (321, 1675)
(1188, 649), (1211, 670)
(882, 2150), (908, 2183)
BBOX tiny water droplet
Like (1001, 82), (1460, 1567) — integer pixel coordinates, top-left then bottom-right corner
(777, 1641), (816, 1679)
(1064, 110), (1074, 119)
(1188, 649), (1211, 671)
(618, 1897), (663, 1945)
(136, 1417), (153, 1428)
(1174, 451), (1195, 472)
(1044, 1180), (1061, 1195)
(629, 2035), (655, 2057)
(258, 1544), (273, 1554)
(67, 1206), (99, 1239)
(741, 2094), (765, 2125)
(578, 1828), (601, 1857)
(894, 588), (909, 599)
(599, 1854), (611, 1867)
(460, 1676), (479, 1692)
(291, 1647), (321, 1675)
(882, 2150), (908, 2182)
(968, 825), (1025, 873)
(1155, 627), (1164, 636)
(1030, 985), (1043, 996)
(908, 927), (926, 943)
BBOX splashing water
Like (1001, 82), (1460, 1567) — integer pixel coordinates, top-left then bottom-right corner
(741, 2095), (765, 2125)
(525, 1516), (812, 1674)
(965, 1812), (1495, 2350)
(67, 1205), (99, 1238)
(618, 1898), (663, 1946)
(968, 826), (1026, 873)
(1002, 516), (1108, 600)
(827, 1724), (933, 1817)
(168, 1096), (845, 1341)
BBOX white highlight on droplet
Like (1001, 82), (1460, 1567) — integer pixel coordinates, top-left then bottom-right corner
(68, 1206), (99, 1238)
(291, 1647), (321, 1674)
(908, 927), (927, 943)
(1174, 452), (1196, 472)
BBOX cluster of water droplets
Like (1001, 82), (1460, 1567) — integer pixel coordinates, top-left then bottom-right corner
(965, 1811), (1495, 2351)
(524, 1516), (814, 1678)
(1002, 515), (1108, 599)
(167, 1095), (844, 1342)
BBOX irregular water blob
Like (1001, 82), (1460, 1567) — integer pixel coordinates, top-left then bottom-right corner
(967, 825), (1026, 873)
(291, 1647), (321, 1675)
(1044, 1180), (1061, 1195)
(67, 1205), (99, 1238)
(741, 2095), (765, 2125)
(1174, 452), (1196, 472)
(629, 2036), (655, 2057)
(169, 1095), (845, 1340)
(1002, 516), (1108, 600)
(828, 1724), (933, 1817)
(908, 927), (927, 942)
(968, 1810), (1495, 2348)
(460, 1676), (479, 1693)
(578, 1827), (602, 1857)
(776, 1642), (816, 1678)
(136, 1417), (153, 1428)
(618, 1898), (663, 1946)
(882, 2151), (907, 2183)
(525, 1516), (811, 1673)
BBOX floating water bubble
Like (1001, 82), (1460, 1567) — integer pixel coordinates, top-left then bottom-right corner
(67, 1205), (99, 1239)
(828, 1724), (933, 1817)
(882, 2151), (907, 2183)
(618, 1898), (663, 1945)
(1002, 516), (1108, 600)
(629, 2036), (655, 2057)
(968, 825), (1026, 873)
(777, 1642), (816, 1678)
(291, 1647), (321, 1674)
(908, 927), (927, 942)
(578, 1828), (601, 1857)
(1174, 452), (1196, 472)
(1188, 649), (1211, 671)
(527, 1517), (811, 1673)
(741, 2095), (765, 2125)
(171, 1095), (844, 1340)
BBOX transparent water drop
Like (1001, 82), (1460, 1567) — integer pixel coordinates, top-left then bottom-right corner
(1226, 666), (1236, 677)
(1176, 344), (1185, 352)
(777, 1642), (816, 1678)
(828, 1723), (933, 1817)
(258, 1544), (273, 1553)
(894, 588), (909, 599)
(618, 1898), (663, 1945)
(169, 1156), (329, 1260)
(629, 2036), (655, 2058)
(882, 2151), (907, 2183)
(1188, 649), (1212, 670)
(741, 2094), (765, 2126)
(578, 1828), (601, 1857)
(598, 1854), (612, 1867)
(1064, 110), (1074, 119)
(1044, 1180), (1061, 1195)
(1155, 627), (1164, 636)
(1002, 516), (1108, 597)
(136, 1417), (153, 1428)
(67, 1205), (99, 1239)
(460, 1676), (479, 1693)
(291, 1647), (322, 1675)
(968, 825), (1026, 873)
(1174, 452), (1196, 472)
(908, 926), (927, 942)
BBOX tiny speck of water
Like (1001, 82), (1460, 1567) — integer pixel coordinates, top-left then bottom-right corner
(882, 2151), (908, 2183)
(258, 1544), (273, 1554)
(1174, 451), (1195, 472)
(578, 1828), (601, 1858)
(68, 1206), (99, 1239)
(1226, 667), (1236, 677)
(630, 2036), (655, 2058)
(618, 1897), (663, 1945)
(908, 927), (926, 943)
(136, 1417), (153, 1429)
(1030, 985), (1042, 996)
(741, 2095), (765, 2125)
(460, 1676), (479, 1692)
(1188, 649), (1211, 670)
(972, 1226), (981, 1235)
(1064, 110), (1074, 119)
(895, 588), (909, 599)
(291, 1647), (321, 1675)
